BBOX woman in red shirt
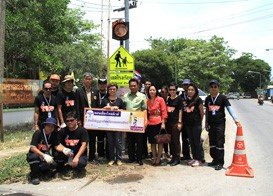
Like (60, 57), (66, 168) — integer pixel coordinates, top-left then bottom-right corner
(146, 85), (168, 166)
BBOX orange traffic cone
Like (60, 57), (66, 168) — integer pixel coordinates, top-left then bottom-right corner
(225, 126), (254, 178)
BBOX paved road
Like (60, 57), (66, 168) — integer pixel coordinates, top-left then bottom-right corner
(3, 108), (34, 127)
(0, 99), (273, 195)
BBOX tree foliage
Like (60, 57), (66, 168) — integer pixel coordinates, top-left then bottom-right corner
(140, 36), (235, 92)
(4, 0), (102, 79)
(134, 36), (271, 94)
(229, 53), (271, 96)
(133, 49), (173, 87)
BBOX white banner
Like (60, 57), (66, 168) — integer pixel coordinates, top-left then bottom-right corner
(83, 108), (145, 133)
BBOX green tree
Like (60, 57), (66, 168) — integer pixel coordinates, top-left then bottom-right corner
(133, 49), (173, 87)
(230, 53), (271, 96)
(147, 36), (235, 92)
(4, 0), (101, 79)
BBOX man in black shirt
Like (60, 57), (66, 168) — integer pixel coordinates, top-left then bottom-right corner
(33, 81), (57, 131)
(49, 74), (61, 96)
(27, 117), (72, 185)
(205, 80), (240, 170)
(56, 112), (89, 172)
(96, 78), (109, 156)
(180, 79), (192, 161)
(57, 75), (77, 128)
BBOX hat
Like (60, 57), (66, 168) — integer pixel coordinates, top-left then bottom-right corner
(42, 117), (59, 127)
(49, 74), (60, 81)
(182, 79), (191, 85)
(98, 78), (107, 84)
(209, 80), (219, 86)
(62, 75), (74, 83)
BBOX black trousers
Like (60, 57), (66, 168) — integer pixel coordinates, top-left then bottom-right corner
(54, 151), (87, 170)
(88, 131), (108, 160)
(208, 123), (226, 165)
(166, 122), (181, 160)
(26, 152), (54, 178)
(127, 132), (144, 161)
(142, 131), (148, 157)
(185, 124), (203, 161)
(181, 126), (191, 159)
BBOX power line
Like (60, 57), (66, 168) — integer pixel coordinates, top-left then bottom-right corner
(142, 0), (251, 5)
(190, 14), (273, 35)
(73, 0), (120, 8)
(173, 2), (273, 32)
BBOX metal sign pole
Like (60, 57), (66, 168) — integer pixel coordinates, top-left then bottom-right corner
(0, 0), (6, 142)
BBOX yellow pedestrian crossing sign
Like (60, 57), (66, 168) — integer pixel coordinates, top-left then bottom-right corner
(109, 46), (134, 71)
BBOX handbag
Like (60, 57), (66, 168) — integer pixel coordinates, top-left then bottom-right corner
(154, 129), (171, 144)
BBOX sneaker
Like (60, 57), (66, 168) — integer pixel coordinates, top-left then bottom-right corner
(31, 178), (40, 185)
(108, 160), (115, 166)
(191, 160), (200, 167)
(116, 160), (122, 166)
(61, 170), (73, 180)
(187, 159), (196, 165)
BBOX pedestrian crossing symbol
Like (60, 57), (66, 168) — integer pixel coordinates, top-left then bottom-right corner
(109, 46), (134, 71)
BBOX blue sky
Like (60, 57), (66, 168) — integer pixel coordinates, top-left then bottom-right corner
(70, 0), (273, 76)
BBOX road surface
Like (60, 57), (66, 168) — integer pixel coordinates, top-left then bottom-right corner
(3, 108), (34, 127)
(0, 99), (273, 195)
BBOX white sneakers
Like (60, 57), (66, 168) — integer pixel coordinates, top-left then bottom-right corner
(116, 160), (122, 166)
(108, 160), (122, 166)
(190, 160), (200, 167)
(187, 159), (201, 167)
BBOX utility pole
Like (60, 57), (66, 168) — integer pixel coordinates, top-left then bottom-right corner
(107, 0), (111, 82)
(113, 0), (138, 51)
(124, 0), (129, 51)
(0, 0), (6, 142)
(99, 0), (104, 78)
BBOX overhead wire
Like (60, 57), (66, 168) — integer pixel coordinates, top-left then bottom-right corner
(142, 0), (252, 5)
(190, 14), (273, 35)
(180, 3), (273, 31)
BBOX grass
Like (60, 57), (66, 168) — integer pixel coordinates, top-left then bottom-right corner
(0, 130), (32, 151)
(2, 129), (211, 185)
(0, 153), (29, 184)
(0, 130), (144, 185)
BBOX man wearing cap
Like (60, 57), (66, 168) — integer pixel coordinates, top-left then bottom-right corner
(91, 78), (109, 161)
(179, 79), (192, 161)
(205, 80), (240, 170)
(57, 75), (77, 128)
(27, 117), (73, 185)
(33, 80), (58, 131)
(49, 74), (61, 96)
(97, 78), (108, 104)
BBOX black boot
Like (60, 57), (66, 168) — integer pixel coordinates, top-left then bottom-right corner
(29, 164), (40, 185)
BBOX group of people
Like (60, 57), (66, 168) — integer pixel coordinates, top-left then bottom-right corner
(28, 73), (240, 185)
